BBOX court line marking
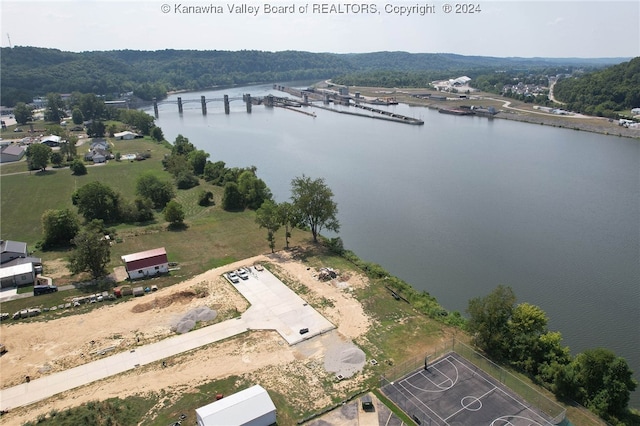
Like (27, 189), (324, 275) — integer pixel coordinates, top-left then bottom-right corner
(397, 379), (448, 425)
(400, 357), (459, 393)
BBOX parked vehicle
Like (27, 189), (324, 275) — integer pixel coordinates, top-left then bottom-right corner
(227, 272), (239, 283)
(33, 284), (58, 296)
(236, 269), (249, 280)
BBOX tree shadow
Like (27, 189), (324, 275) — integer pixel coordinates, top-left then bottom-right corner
(32, 169), (57, 176)
(167, 222), (188, 231)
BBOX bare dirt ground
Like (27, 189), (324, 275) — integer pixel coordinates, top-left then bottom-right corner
(0, 250), (374, 425)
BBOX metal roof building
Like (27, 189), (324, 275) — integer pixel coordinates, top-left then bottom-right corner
(195, 385), (276, 426)
(121, 247), (169, 280)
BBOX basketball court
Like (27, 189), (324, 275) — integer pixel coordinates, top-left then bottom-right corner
(381, 352), (557, 426)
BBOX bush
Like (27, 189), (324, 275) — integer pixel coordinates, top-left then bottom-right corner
(198, 190), (214, 206)
(175, 171), (199, 189)
(70, 159), (87, 175)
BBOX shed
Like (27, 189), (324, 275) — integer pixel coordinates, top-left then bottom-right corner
(0, 144), (26, 163)
(121, 247), (169, 280)
(0, 263), (36, 288)
(196, 385), (276, 426)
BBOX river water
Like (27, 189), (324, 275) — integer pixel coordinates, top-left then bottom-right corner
(145, 84), (640, 407)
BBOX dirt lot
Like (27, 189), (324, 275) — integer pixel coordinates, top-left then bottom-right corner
(0, 250), (375, 425)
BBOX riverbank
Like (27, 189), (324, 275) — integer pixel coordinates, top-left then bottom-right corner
(332, 85), (640, 140)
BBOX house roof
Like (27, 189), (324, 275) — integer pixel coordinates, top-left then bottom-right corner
(195, 385), (275, 426)
(1, 240), (28, 255)
(2, 257), (42, 267)
(0, 263), (34, 278)
(121, 247), (167, 263)
(114, 131), (136, 138)
(41, 135), (62, 143)
(2, 145), (25, 156)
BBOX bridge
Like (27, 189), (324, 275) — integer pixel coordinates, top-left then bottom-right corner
(152, 84), (423, 125)
(152, 93), (302, 117)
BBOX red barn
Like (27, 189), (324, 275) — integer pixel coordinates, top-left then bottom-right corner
(121, 247), (169, 280)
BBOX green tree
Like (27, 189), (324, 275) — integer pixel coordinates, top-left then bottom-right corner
(86, 121), (106, 138)
(25, 143), (52, 171)
(71, 108), (84, 125)
(203, 160), (227, 183)
(41, 208), (80, 249)
(70, 159), (87, 175)
(68, 228), (111, 280)
(163, 200), (185, 227)
(175, 170), (199, 189)
(151, 126), (164, 142)
(72, 181), (122, 223)
(556, 348), (637, 418)
(79, 93), (105, 121)
(466, 285), (516, 359)
(189, 149), (209, 176)
(256, 200), (281, 253)
(51, 152), (63, 167)
(290, 175), (339, 242)
(238, 170), (272, 210)
(277, 201), (297, 249)
(222, 182), (243, 211)
(13, 102), (32, 124)
(172, 134), (195, 156)
(59, 139), (78, 161)
(135, 172), (175, 209)
(44, 92), (65, 122)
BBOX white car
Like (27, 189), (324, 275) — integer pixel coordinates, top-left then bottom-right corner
(227, 272), (239, 283)
(236, 269), (249, 280)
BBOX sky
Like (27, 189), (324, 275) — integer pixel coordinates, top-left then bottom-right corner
(0, 0), (638, 58)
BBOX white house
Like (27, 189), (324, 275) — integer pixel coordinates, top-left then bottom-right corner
(195, 385), (276, 426)
(0, 263), (36, 288)
(114, 131), (138, 140)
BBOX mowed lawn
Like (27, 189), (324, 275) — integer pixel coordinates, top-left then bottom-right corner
(0, 137), (308, 280)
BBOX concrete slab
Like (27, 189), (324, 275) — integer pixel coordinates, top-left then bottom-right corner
(0, 263), (335, 410)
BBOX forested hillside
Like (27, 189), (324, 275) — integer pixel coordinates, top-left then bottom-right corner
(0, 46), (631, 107)
(0, 47), (355, 106)
(553, 57), (640, 116)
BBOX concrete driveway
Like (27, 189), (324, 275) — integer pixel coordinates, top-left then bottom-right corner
(0, 267), (335, 410)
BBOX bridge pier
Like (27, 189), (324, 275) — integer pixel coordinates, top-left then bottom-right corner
(177, 97), (183, 114)
(265, 95), (274, 107)
(201, 96), (207, 115)
(153, 98), (159, 118)
(324, 94), (330, 105)
(245, 94), (252, 113)
(224, 95), (230, 114)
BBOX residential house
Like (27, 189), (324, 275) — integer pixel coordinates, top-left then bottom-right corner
(0, 263), (36, 288)
(121, 247), (169, 280)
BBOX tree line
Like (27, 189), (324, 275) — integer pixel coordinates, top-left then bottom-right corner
(553, 57), (640, 117)
(2, 46), (626, 106)
(467, 285), (638, 424)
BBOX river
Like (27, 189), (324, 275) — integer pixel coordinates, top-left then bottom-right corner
(144, 83), (640, 407)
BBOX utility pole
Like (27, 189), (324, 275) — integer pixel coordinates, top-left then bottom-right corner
(6, 33), (12, 48)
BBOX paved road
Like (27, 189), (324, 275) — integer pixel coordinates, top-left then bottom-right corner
(0, 267), (335, 410)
